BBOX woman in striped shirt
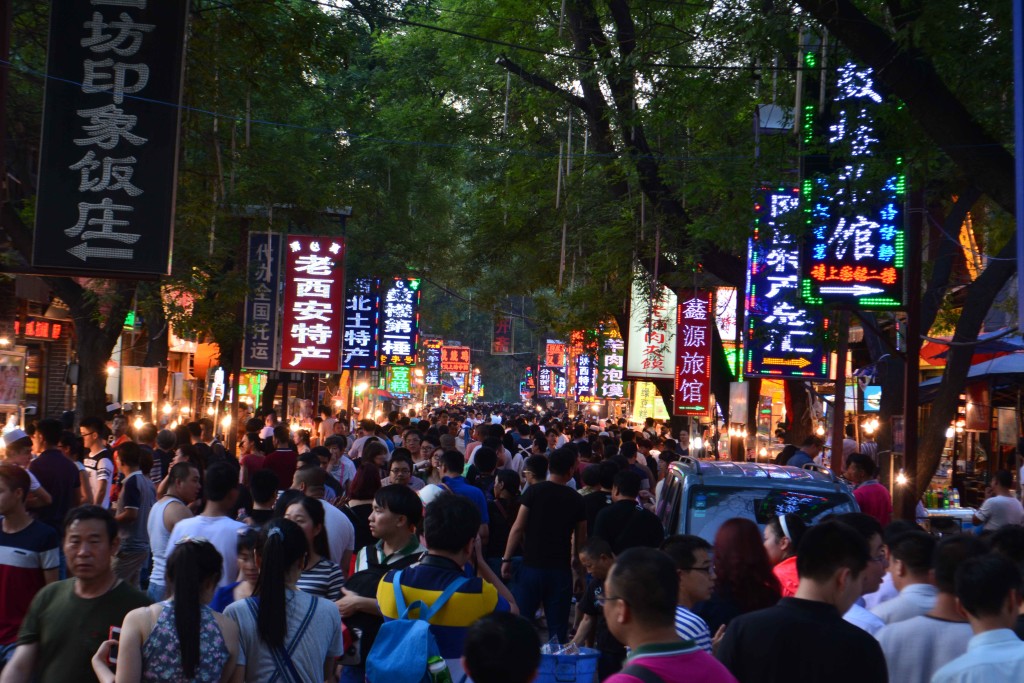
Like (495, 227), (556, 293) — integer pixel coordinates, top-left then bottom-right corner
(284, 495), (345, 600)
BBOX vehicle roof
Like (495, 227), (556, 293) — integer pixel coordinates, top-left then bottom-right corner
(669, 459), (848, 489)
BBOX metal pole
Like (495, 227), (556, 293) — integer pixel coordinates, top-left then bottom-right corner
(831, 311), (849, 472)
(901, 192), (923, 520)
(1015, 0), (1024, 329)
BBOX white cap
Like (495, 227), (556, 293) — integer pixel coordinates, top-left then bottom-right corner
(2, 429), (29, 447)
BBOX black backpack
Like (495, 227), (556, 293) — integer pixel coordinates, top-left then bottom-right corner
(342, 547), (424, 665)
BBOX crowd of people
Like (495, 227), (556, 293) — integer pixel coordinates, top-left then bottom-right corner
(0, 404), (1021, 682)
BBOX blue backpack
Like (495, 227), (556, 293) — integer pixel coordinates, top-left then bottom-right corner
(365, 569), (469, 683)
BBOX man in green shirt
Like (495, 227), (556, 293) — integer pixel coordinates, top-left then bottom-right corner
(0, 506), (150, 683)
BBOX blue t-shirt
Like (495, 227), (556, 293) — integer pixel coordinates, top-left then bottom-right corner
(442, 476), (490, 524)
(210, 581), (240, 613)
(787, 451), (812, 468)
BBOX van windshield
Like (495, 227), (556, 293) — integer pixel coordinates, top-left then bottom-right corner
(685, 485), (858, 541)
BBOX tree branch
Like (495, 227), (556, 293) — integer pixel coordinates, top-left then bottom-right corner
(494, 55), (589, 112)
(920, 187), (982, 333)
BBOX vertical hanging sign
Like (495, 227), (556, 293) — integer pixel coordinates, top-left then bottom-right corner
(801, 63), (906, 308)
(342, 277), (381, 370)
(746, 187), (830, 378)
(33, 0), (189, 275)
(379, 278), (421, 366)
(422, 338), (443, 385)
(242, 232), (282, 370)
(626, 278), (678, 380)
(440, 346), (471, 374)
(279, 235), (345, 372)
(674, 291), (713, 416)
(491, 316), (514, 355)
(537, 366), (554, 397)
(599, 323), (625, 400)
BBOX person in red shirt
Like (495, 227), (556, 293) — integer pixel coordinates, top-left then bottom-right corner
(263, 425), (298, 491)
(845, 453), (893, 527)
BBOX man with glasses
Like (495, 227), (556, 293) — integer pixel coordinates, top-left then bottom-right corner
(382, 452), (424, 491)
(601, 547), (736, 683)
(78, 417), (114, 510)
(661, 534), (716, 653)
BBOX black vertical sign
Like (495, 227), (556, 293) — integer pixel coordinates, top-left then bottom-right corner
(33, 1), (189, 275)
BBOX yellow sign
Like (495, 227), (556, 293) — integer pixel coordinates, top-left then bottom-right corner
(24, 377), (39, 395)
(631, 381), (669, 422)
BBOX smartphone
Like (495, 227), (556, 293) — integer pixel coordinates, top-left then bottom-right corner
(108, 626), (121, 665)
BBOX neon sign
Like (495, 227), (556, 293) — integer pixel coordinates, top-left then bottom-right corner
(280, 235), (345, 372)
(674, 291), (713, 416)
(746, 187), (830, 379)
(626, 278), (677, 380)
(599, 323), (625, 400)
(342, 277), (381, 370)
(422, 337), (443, 385)
(379, 278), (421, 366)
(801, 62), (905, 308)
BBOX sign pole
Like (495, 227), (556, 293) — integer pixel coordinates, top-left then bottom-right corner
(831, 310), (849, 472)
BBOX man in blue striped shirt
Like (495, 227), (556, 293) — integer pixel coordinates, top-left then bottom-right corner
(661, 535), (715, 653)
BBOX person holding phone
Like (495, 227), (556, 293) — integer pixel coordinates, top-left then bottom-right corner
(0, 506), (150, 683)
(91, 538), (241, 683)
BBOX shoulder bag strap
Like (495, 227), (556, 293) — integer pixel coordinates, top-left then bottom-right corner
(274, 593), (320, 683)
(620, 663), (669, 683)
(421, 576), (470, 621)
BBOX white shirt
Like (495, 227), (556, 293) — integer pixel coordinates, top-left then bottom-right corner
(844, 602), (886, 636)
(975, 494), (1024, 531)
(166, 514), (246, 588)
(931, 629), (1024, 683)
(83, 450), (114, 509)
(876, 614), (972, 683)
(318, 498), (355, 568)
(871, 583), (939, 625)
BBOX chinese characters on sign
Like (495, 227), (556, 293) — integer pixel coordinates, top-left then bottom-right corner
(674, 291), (713, 416)
(626, 278), (677, 380)
(536, 366), (554, 397)
(13, 317), (65, 342)
(388, 366), (411, 396)
(545, 340), (567, 368)
(715, 287), (738, 342)
(242, 233), (282, 370)
(440, 346), (471, 374)
(379, 278), (421, 366)
(746, 188), (830, 379)
(491, 316), (514, 355)
(33, 1), (189, 274)
(599, 323), (625, 400)
(342, 278), (381, 370)
(422, 338), (443, 385)
(280, 235), (345, 372)
(801, 62), (905, 308)
(574, 352), (597, 401)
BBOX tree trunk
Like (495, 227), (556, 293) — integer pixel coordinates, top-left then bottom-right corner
(784, 381), (814, 446)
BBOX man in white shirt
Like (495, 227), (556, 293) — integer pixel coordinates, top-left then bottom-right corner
(972, 470), (1024, 532)
(165, 462), (245, 589)
(932, 554), (1024, 683)
(871, 530), (938, 625)
(875, 535), (985, 682)
(78, 417), (114, 509)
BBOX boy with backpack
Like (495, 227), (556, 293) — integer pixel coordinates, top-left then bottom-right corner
(337, 485), (426, 683)
(370, 494), (510, 682)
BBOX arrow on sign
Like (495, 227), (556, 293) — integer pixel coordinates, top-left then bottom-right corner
(818, 285), (885, 296)
(67, 243), (134, 261)
(763, 357), (812, 368)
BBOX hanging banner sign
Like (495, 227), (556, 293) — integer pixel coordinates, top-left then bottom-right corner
(674, 291), (714, 416)
(626, 278), (677, 380)
(441, 346), (471, 374)
(388, 366), (411, 396)
(746, 187), (830, 379)
(280, 235), (345, 372)
(545, 340), (567, 368)
(715, 287), (738, 342)
(242, 232), (283, 370)
(379, 278), (421, 366)
(422, 337), (443, 385)
(801, 62), (905, 308)
(491, 316), (514, 355)
(632, 381), (670, 422)
(33, 0), (189, 275)
(342, 277), (381, 370)
(553, 366), (568, 398)
(574, 352), (597, 401)
(599, 323), (625, 400)
(537, 366), (555, 397)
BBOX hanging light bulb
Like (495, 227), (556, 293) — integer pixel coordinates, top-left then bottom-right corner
(133, 417), (144, 430)
(815, 424), (825, 436)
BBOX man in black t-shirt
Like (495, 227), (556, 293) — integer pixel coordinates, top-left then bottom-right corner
(502, 447), (586, 643)
(592, 470), (664, 554)
(572, 538), (626, 679)
(582, 461), (616, 537)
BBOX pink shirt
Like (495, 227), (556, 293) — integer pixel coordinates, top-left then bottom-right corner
(605, 642), (738, 683)
(854, 480), (892, 527)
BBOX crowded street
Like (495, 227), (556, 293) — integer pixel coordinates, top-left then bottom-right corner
(1, 1), (1024, 682)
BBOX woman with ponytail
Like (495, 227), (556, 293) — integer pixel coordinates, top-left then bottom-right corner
(91, 538), (241, 682)
(224, 518), (343, 682)
(763, 513), (808, 598)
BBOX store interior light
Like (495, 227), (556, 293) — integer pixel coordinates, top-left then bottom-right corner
(815, 424), (825, 436)
(759, 447), (768, 458)
(946, 426), (956, 439)
(0, 337), (9, 347)
(207, 406), (215, 416)
(162, 403), (173, 415)
(221, 415), (232, 428)
(180, 406), (190, 416)
(895, 470), (909, 487)
(133, 417), (144, 430)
